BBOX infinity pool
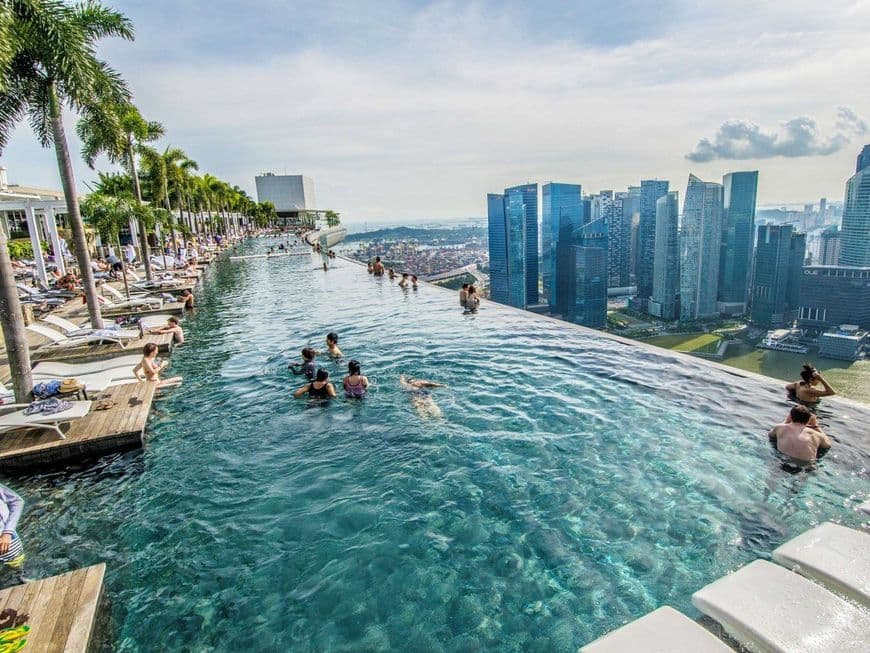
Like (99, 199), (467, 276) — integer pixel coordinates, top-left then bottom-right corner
(7, 238), (870, 651)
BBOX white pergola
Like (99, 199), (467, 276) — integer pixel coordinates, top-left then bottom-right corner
(0, 197), (69, 285)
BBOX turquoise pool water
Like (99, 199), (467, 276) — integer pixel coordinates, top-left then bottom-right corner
(7, 238), (870, 652)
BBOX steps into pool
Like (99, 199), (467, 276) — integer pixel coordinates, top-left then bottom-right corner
(581, 523), (870, 653)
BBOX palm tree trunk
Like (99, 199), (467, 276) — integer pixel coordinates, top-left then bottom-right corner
(166, 188), (179, 258)
(128, 150), (153, 280)
(49, 85), (103, 329)
(0, 225), (33, 402)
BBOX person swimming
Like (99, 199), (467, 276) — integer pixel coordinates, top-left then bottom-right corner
(343, 360), (369, 398)
(785, 363), (836, 404)
(324, 332), (344, 359)
(399, 374), (446, 419)
(289, 347), (318, 380)
(294, 368), (337, 400)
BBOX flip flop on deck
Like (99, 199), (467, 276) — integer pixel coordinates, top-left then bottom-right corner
(580, 606), (733, 653)
(692, 559), (870, 653)
(772, 522), (870, 608)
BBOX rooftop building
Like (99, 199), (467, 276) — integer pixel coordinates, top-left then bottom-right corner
(797, 265), (870, 331)
(818, 325), (867, 361)
(680, 174), (723, 321)
(254, 173), (316, 218)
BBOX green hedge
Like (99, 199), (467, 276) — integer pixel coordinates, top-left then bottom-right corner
(7, 238), (48, 260)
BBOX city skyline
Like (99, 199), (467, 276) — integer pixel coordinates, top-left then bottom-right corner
(1, 1), (869, 220)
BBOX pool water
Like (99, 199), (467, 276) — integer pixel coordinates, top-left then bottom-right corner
(7, 239), (870, 652)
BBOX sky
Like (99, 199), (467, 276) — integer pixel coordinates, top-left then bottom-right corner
(2, 0), (870, 222)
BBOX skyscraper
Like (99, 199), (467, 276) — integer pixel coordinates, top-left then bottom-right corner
(487, 184), (539, 309)
(798, 265), (870, 330)
(636, 180), (669, 310)
(718, 171), (758, 314)
(557, 218), (607, 328)
(750, 224), (805, 327)
(606, 192), (630, 288)
(819, 225), (841, 265)
(857, 144), (870, 173)
(839, 157), (870, 267)
(624, 185), (641, 281)
(542, 183), (582, 309)
(680, 174), (724, 321)
(649, 191), (680, 320)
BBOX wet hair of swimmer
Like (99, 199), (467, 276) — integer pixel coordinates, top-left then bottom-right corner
(301, 347), (316, 360)
(348, 359), (361, 375)
(462, 283), (469, 290)
(315, 369), (330, 382)
(790, 405), (812, 424)
(143, 343), (158, 356)
(800, 363), (817, 384)
(327, 332), (339, 344)
(168, 316), (179, 325)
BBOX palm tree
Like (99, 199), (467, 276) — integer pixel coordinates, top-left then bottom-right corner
(161, 147), (197, 246)
(78, 102), (164, 279)
(0, 223), (33, 401)
(325, 210), (341, 228)
(0, 0), (134, 329)
(81, 192), (133, 297)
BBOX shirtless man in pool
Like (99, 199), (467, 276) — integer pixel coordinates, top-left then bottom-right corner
(769, 405), (831, 462)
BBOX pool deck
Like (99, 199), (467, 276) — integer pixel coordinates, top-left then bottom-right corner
(0, 381), (156, 470)
(0, 564), (105, 653)
(100, 301), (186, 319)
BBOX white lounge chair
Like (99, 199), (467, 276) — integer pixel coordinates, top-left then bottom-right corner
(580, 607), (733, 653)
(32, 354), (143, 377)
(772, 522), (870, 608)
(27, 324), (127, 349)
(41, 315), (140, 340)
(30, 370), (137, 395)
(96, 293), (163, 311)
(0, 400), (92, 439)
(138, 314), (178, 331)
(692, 559), (870, 653)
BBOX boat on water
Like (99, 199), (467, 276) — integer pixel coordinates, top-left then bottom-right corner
(757, 329), (809, 354)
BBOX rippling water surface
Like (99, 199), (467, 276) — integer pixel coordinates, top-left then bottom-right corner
(7, 239), (870, 652)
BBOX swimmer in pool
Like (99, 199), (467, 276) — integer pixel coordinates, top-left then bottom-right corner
(769, 405), (831, 462)
(324, 332), (344, 359)
(294, 368), (337, 400)
(400, 374), (446, 419)
(785, 363), (836, 404)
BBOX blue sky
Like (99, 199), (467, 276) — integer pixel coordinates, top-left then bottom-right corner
(2, 0), (869, 221)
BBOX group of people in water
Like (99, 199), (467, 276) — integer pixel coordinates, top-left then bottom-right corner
(366, 256), (419, 290)
(769, 363), (838, 464)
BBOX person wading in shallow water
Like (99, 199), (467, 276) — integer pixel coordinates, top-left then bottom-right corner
(294, 369), (337, 400)
(785, 363), (836, 405)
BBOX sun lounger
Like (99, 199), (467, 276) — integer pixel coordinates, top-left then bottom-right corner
(96, 294), (163, 310)
(26, 324), (127, 349)
(30, 370), (137, 395)
(692, 559), (870, 653)
(138, 314), (178, 331)
(772, 522), (870, 608)
(40, 315), (140, 340)
(32, 354), (142, 377)
(580, 607), (733, 653)
(0, 400), (92, 439)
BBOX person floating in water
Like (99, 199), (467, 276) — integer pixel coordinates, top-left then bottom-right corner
(343, 360), (369, 398)
(289, 347), (318, 380)
(785, 363), (836, 404)
(324, 332), (343, 359)
(400, 374), (446, 419)
(294, 369), (337, 400)
(0, 484), (26, 577)
(769, 405), (831, 462)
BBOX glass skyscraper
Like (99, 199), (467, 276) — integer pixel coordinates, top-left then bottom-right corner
(750, 224), (805, 327)
(857, 144), (870, 173)
(487, 184), (539, 309)
(606, 192), (630, 288)
(542, 183), (582, 309)
(718, 171), (758, 312)
(649, 191), (680, 320)
(680, 174), (724, 321)
(839, 164), (870, 267)
(637, 180), (669, 309)
(556, 218), (607, 328)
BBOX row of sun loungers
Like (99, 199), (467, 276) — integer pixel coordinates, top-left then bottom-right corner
(582, 522), (870, 653)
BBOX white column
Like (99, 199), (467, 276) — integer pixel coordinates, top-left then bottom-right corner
(44, 206), (65, 275)
(129, 218), (139, 258)
(25, 205), (48, 285)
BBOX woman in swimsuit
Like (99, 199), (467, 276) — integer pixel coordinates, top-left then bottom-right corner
(133, 343), (182, 388)
(343, 360), (369, 398)
(294, 369), (337, 399)
(785, 363), (836, 404)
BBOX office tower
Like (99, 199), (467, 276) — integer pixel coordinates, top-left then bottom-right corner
(636, 180), (669, 310)
(717, 171), (758, 314)
(819, 225), (841, 265)
(649, 191), (680, 320)
(798, 265), (870, 330)
(839, 152), (870, 266)
(750, 224), (805, 327)
(557, 218), (607, 328)
(680, 174), (724, 321)
(487, 184), (539, 309)
(607, 191), (630, 288)
(622, 186), (641, 282)
(819, 197), (827, 220)
(591, 191), (613, 222)
(542, 183), (582, 309)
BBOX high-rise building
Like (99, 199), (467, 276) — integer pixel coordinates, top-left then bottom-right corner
(819, 225), (841, 265)
(718, 171), (758, 314)
(254, 173), (316, 217)
(857, 144), (870, 173)
(636, 180), (669, 309)
(680, 174), (723, 321)
(556, 218), (607, 328)
(798, 265), (870, 330)
(487, 184), (539, 309)
(749, 224), (805, 327)
(649, 191), (680, 320)
(839, 155), (870, 267)
(542, 183), (582, 309)
(606, 192), (630, 289)
(819, 197), (827, 220)
(624, 185), (641, 282)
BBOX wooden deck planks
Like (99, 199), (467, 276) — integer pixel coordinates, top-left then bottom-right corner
(0, 565), (105, 653)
